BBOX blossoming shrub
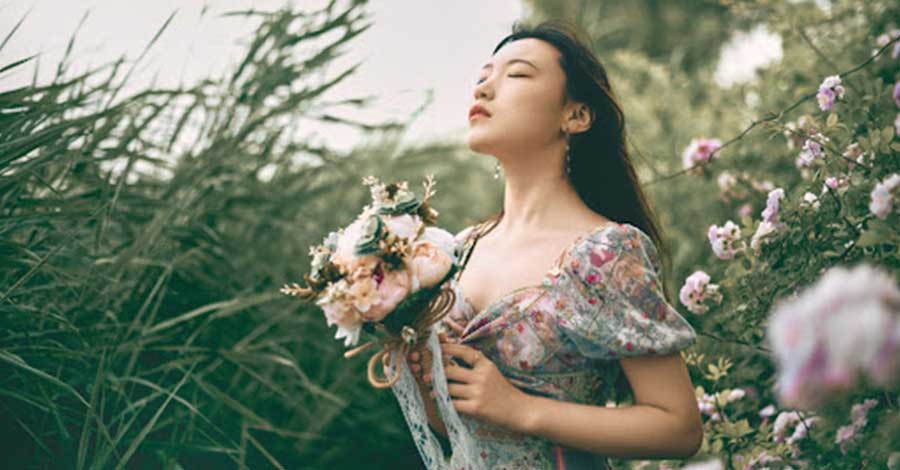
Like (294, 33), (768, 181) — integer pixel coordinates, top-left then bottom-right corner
(602, 0), (900, 468)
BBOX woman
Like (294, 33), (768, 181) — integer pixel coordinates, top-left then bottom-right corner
(402, 19), (703, 469)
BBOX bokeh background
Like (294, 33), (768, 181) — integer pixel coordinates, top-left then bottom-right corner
(2, 0), (898, 468)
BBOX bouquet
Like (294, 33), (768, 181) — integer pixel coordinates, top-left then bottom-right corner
(281, 174), (460, 388)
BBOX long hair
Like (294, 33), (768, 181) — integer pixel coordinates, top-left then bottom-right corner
(477, 19), (676, 304)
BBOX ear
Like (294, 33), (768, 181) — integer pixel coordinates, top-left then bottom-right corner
(562, 102), (594, 135)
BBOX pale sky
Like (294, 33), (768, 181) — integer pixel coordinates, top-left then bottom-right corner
(1, 0), (783, 156)
(0, 0), (527, 153)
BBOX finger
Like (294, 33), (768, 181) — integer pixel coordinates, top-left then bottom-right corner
(410, 363), (420, 374)
(441, 343), (483, 368)
(408, 351), (419, 362)
(447, 383), (474, 399)
(451, 398), (474, 415)
(445, 362), (476, 384)
(443, 319), (466, 336)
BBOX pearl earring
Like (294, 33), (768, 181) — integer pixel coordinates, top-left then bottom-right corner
(493, 161), (501, 179)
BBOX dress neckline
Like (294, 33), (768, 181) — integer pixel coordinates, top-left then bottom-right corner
(455, 220), (623, 320)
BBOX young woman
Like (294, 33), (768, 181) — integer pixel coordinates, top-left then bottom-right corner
(402, 20), (703, 469)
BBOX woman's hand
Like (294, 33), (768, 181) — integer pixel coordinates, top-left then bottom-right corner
(438, 332), (533, 432)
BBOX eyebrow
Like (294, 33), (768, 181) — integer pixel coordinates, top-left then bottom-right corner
(481, 58), (539, 71)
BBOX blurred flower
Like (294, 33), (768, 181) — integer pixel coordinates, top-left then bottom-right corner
(773, 410), (817, 445)
(682, 459), (723, 470)
(679, 271), (724, 314)
(894, 82), (900, 108)
(817, 75), (846, 111)
(683, 137), (723, 172)
(823, 174), (850, 194)
(874, 28), (900, 59)
(842, 142), (867, 170)
(750, 220), (779, 254)
(761, 188), (785, 223)
(870, 173), (900, 219)
(709, 220), (746, 260)
(759, 404), (776, 418)
(834, 398), (878, 454)
(800, 191), (820, 210)
(767, 263), (900, 409)
(796, 134), (829, 179)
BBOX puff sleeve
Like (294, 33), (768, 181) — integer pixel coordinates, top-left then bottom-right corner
(558, 224), (697, 359)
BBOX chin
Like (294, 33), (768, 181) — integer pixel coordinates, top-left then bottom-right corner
(465, 128), (498, 155)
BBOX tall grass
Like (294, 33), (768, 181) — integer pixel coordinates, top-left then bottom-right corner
(0, 2), (499, 468)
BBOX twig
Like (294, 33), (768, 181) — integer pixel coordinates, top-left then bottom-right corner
(645, 35), (900, 186)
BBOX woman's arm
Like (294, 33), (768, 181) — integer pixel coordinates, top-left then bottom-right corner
(518, 352), (703, 459)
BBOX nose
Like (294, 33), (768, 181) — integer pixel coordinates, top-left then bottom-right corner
(472, 74), (493, 101)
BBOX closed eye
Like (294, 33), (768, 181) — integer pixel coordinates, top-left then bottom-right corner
(475, 74), (528, 84)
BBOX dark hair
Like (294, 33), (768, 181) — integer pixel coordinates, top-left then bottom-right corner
(478, 19), (676, 304)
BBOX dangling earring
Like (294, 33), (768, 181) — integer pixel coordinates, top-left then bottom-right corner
(493, 161), (501, 179)
(565, 141), (571, 175)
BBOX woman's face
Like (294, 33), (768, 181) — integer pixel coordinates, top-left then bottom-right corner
(466, 38), (569, 158)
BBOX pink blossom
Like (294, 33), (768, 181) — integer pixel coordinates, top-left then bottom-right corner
(761, 188), (785, 223)
(842, 142), (866, 170)
(679, 270), (723, 314)
(894, 81), (900, 108)
(759, 404), (776, 418)
(767, 263), (900, 409)
(817, 75), (846, 111)
(800, 192), (820, 210)
(362, 268), (412, 322)
(708, 220), (746, 260)
(874, 29), (900, 60)
(823, 174), (849, 194)
(682, 137), (723, 172)
(870, 173), (900, 219)
(835, 398), (878, 454)
(408, 240), (453, 291)
(750, 220), (780, 254)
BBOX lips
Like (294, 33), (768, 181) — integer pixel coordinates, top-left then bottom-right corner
(468, 104), (491, 120)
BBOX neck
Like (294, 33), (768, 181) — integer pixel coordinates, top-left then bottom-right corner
(493, 156), (590, 236)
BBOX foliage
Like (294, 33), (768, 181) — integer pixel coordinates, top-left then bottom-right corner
(0, 2), (499, 468)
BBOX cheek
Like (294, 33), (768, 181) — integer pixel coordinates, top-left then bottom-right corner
(502, 85), (562, 133)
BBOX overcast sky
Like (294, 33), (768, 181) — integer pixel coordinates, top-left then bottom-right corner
(1, 0), (526, 153)
(1, 0), (783, 155)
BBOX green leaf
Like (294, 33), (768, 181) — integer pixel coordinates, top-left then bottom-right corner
(826, 112), (838, 128)
(882, 126), (896, 145)
(857, 219), (900, 247)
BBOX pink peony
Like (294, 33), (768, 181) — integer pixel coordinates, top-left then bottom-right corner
(361, 268), (412, 322)
(408, 240), (453, 291)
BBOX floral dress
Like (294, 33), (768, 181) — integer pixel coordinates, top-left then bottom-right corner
(390, 220), (698, 470)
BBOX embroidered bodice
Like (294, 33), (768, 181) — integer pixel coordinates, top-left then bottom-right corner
(389, 220), (698, 469)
